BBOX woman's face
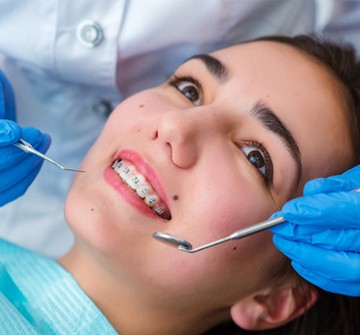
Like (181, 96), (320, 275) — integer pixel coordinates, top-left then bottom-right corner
(64, 41), (353, 318)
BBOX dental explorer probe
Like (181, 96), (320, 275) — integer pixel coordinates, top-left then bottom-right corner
(153, 188), (360, 253)
(13, 139), (85, 173)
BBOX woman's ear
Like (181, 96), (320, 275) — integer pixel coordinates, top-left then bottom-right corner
(230, 280), (318, 330)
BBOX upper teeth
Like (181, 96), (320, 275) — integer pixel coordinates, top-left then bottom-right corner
(112, 160), (166, 217)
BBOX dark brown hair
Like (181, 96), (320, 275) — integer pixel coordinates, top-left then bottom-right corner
(205, 35), (360, 335)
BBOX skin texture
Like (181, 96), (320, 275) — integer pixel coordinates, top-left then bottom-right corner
(59, 41), (354, 334)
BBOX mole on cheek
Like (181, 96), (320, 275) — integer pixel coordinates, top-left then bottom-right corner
(172, 195), (179, 201)
(91, 208), (95, 212)
(139, 104), (144, 108)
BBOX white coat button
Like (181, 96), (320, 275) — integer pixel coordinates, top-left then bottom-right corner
(77, 20), (104, 48)
(92, 100), (113, 117)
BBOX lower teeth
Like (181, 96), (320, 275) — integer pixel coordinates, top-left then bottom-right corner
(154, 207), (164, 215)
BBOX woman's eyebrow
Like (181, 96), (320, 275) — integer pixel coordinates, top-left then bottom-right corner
(185, 54), (230, 81)
(251, 100), (302, 184)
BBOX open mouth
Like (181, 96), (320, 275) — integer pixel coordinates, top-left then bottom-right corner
(112, 160), (172, 220)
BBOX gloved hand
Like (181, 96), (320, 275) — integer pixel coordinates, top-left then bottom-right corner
(0, 70), (16, 120)
(0, 70), (51, 206)
(270, 165), (360, 297)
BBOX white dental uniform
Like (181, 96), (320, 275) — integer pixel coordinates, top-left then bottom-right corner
(0, 0), (358, 258)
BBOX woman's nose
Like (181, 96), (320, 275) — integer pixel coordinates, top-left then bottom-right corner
(153, 109), (218, 169)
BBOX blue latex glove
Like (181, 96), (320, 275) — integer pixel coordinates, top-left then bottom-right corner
(0, 70), (16, 121)
(270, 165), (360, 296)
(0, 71), (51, 206)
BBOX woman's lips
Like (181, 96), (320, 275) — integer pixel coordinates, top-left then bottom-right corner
(103, 150), (171, 221)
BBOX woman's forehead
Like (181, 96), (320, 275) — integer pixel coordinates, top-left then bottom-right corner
(211, 40), (315, 74)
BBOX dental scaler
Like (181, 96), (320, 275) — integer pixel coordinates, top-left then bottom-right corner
(13, 139), (85, 173)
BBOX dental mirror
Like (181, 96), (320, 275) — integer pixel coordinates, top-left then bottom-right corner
(152, 232), (193, 250)
(154, 187), (360, 253)
(153, 216), (286, 253)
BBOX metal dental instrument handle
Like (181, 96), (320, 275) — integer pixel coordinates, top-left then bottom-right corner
(13, 139), (85, 173)
(153, 188), (360, 253)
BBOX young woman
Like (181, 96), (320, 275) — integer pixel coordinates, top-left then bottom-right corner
(1, 35), (360, 334)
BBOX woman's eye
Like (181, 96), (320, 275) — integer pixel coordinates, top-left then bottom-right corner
(168, 75), (202, 106)
(241, 142), (273, 185)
